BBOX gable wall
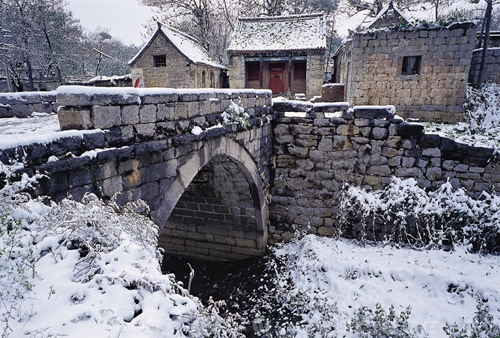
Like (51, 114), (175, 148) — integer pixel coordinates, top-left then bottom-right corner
(132, 34), (223, 89)
(132, 34), (191, 88)
(338, 24), (477, 123)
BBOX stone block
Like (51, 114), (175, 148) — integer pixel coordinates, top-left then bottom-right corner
(121, 105), (139, 125)
(353, 105), (395, 119)
(100, 176), (123, 197)
(371, 127), (388, 140)
(156, 103), (175, 121)
(399, 123), (424, 140)
(420, 134), (441, 148)
(58, 107), (92, 130)
(140, 104), (157, 123)
(366, 165), (391, 176)
(273, 100), (313, 112)
(426, 167), (442, 180)
(135, 123), (156, 139)
(422, 148), (441, 157)
(337, 124), (360, 136)
(92, 105), (121, 129)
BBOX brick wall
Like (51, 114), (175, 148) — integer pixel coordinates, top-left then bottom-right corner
(338, 23), (477, 123)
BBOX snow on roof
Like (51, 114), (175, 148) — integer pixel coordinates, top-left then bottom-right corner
(129, 24), (226, 70)
(366, 3), (409, 29)
(228, 13), (326, 53)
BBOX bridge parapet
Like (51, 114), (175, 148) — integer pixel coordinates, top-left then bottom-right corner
(57, 86), (272, 147)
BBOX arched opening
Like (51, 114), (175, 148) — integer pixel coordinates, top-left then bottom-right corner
(153, 138), (268, 262)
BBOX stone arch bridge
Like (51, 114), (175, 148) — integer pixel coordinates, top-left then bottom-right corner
(1, 87), (273, 261)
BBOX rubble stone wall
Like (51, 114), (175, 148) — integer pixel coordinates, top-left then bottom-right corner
(270, 101), (500, 242)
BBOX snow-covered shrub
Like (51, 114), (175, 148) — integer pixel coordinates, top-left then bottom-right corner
(221, 100), (250, 130)
(443, 301), (500, 338)
(339, 177), (500, 253)
(348, 303), (417, 338)
(424, 83), (500, 152)
(464, 83), (500, 131)
(0, 166), (244, 337)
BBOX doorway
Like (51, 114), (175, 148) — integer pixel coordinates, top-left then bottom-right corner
(269, 63), (285, 94)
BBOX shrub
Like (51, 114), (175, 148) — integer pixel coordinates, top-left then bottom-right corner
(339, 177), (500, 253)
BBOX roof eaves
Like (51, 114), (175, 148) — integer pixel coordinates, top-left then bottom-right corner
(128, 29), (161, 66)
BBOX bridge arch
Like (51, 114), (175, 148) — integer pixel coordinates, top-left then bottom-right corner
(153, 137), (268, 261)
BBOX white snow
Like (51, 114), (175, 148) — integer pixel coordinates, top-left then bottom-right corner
(228, 13), (326, 52)
(0, 113), (103, 150)
(270, 235), (500, 337)
(424, 83), (500, 152)
(129, 25), (226, 70)
(0, 179), (241, 337)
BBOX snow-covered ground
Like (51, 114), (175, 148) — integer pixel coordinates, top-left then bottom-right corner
(266, 235), (500, 337)
(0, 173), (242, 337)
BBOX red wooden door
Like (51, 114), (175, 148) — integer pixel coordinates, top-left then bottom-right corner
(269, 67), (284, 94)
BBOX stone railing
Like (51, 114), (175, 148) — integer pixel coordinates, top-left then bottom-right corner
(0, 91), (57, 118)
(269, 100), (500, 242)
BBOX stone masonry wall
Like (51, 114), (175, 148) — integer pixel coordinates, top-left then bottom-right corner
(340, 23), (477, 123)
(469, 48), (500, 85)
(306, 52), (325, 98)
(0, 91), (57, 118)
(270, 101), (500, 243)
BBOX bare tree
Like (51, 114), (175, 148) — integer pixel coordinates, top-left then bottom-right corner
(475, 0), (497, 88)
(1, 0), (86, 90)
(139, 0), (237, 62)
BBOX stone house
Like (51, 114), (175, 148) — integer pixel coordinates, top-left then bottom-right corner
(364, 2), (409, 30)
(333, 22), (477, 123)
(227, 13), (326, 98)
(129, 23), (227, 88)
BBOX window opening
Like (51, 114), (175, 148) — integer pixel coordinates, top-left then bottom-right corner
(402, 56), (422, 75)
(154, 55), (167, 67)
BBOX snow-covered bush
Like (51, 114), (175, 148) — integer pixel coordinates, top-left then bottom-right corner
(443, 302), (500, 338)
(221, 100), (250, 130)
(464, 83), (500, 131)
(348, 303), (416, 338)
(0, 166), (244, 337)
(339, 177), (500, 253)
